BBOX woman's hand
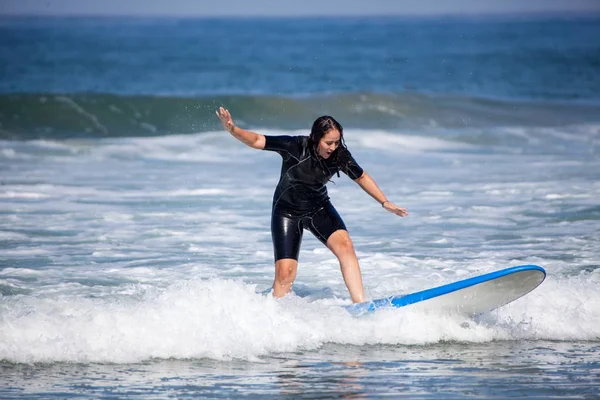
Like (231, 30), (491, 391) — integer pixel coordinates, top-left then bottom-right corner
(215, 107), (266, 149)
(382, 201), (408, 217)
(216, 107), (235, 133)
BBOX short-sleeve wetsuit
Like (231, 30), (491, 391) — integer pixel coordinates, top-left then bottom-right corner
(263, 135), (364, 261)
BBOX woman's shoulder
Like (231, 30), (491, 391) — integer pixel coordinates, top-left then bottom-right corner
(266, 134), (308, 141)
(264, 134), (309, 153)
(281, 134), (309, 147)
(297, 135), (309, 144)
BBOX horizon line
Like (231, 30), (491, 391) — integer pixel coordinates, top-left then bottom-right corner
(2, 10), (599, 19)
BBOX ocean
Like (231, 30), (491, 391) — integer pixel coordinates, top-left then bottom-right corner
(1, 15), (599, 398)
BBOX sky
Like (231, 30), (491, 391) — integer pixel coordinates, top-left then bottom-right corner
(2, 0), (600, 17)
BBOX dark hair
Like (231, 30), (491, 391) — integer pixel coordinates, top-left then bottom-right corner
(308, 116), (352, 175)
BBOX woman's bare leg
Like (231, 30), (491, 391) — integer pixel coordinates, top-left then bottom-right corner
(327, 230), (365, 303)
(272, 258), (298, 297)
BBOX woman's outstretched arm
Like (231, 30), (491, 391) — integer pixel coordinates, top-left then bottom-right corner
(354, 172), (408, 217)
(216, 107), (265, 150)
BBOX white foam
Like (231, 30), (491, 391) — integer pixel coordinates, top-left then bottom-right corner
(0, 231), (28, 240)
(0, 268), (43, 277)
(86, 131), (258, 163)
(164, 188), (228, 196)
(350, 130), (474, 153)
(1, 148), (17, 158)
(544, 193), (591, 200)
(0, 191), (51, 199)
(0, 274), (598, 364)
(1, 248), (50, 257)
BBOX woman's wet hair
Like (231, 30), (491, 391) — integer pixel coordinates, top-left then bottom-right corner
(309, 116), (353, 177)
(309, 116), (343, 144)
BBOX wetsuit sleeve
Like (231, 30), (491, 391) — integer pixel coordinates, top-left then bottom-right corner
(340, 150), (364, 180)
(263, 135), (300, 154)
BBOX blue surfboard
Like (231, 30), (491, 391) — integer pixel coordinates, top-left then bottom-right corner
(346, 265), (546, 316)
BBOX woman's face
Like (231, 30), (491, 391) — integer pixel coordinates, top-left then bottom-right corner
(317, 129), (341, 159)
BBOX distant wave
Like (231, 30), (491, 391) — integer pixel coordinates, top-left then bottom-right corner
(1, 92), (599, 140)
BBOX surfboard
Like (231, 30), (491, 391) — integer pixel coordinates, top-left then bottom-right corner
(346, 264), (546, 316)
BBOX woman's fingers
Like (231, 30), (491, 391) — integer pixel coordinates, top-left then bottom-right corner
(394, 206), (408, 216)
(384, 202), (408, 217)
(216, 108), (231, 124)
(216, 107), (235, 133)
(216, 107), (233, 123)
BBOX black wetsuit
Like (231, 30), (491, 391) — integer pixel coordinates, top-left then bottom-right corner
(263, 135), (364, 261)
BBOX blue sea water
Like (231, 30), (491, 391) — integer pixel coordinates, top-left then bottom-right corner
(1, 15), (600, 398)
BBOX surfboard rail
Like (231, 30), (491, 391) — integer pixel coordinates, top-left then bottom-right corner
(346, 264), (546, 316)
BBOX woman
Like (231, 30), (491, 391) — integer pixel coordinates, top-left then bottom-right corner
(216, 107), (407, 303)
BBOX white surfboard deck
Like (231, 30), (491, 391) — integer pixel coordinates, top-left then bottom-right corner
(346, 265), (546, 316)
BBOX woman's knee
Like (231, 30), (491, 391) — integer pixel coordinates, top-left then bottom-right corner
(275, 259), (297, 283)
(327, 230), (355, 255)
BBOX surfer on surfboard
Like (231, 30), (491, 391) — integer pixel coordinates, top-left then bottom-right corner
(216, 107), (408, 303)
